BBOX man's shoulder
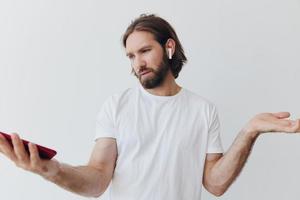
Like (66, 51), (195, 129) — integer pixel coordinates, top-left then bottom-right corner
(112, 87), (137, 99)
(103, 87), (137, 105)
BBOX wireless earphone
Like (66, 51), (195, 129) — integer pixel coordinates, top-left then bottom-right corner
(168, 48), (172, 59)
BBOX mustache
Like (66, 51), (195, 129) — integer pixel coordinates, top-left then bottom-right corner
(138, 68), (154, 75)
(133, 67), (156, 77)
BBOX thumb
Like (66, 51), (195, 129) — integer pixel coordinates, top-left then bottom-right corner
(273, 112), (291, 119)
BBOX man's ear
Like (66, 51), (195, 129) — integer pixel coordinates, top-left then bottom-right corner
(165, 38), (176, 59)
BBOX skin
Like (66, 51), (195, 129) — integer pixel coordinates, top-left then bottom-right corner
(0, 30), (300, 197)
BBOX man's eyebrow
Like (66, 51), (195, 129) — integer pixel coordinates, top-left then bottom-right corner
(138, 45), (153, 51)
(126, 45), (153, 57)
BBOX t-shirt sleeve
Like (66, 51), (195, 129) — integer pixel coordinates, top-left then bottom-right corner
(206, 104), (224, 153)
(94, 96), (118, 140)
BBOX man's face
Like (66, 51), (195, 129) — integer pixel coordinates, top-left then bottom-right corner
(125, 31), (170, 89)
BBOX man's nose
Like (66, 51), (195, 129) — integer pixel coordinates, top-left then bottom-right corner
(132, 55), (146, 71)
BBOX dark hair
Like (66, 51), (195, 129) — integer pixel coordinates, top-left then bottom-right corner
(122, 14), (187, 79)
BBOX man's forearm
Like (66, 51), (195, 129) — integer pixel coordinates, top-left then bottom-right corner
(45, 163), (111, 197)
(209, 129), (259, 191)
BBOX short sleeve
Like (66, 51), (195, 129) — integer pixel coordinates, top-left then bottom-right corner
(206, 105), (224, 153)
(94, 96), (118, 140)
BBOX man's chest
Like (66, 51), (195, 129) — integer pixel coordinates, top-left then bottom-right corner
(115, 102), (209, 156)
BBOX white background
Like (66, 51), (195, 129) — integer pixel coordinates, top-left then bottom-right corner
(0, 0), (299, 199)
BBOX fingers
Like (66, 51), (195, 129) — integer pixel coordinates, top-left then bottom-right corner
(273, 119), (300, 133)
(272, 112), (291, 119)
(290, 119), (300, 133)
(11, 133), (29, 164)
(257, 112), (300, 134)
(0, 133), (42, 172)
(28, 143), (41, 168)
(296, 119), (300, 132)
(0, 132), (52, 177)
(252, 112), (300, 134)
(0, 134), (17, 161)
(274, 119), (292, 126)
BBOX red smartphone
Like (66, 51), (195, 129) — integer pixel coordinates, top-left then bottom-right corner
(0, 131), (57, 160)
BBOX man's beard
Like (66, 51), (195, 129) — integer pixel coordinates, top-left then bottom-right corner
(133, 54), (171, 89)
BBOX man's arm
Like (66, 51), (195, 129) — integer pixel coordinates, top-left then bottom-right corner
(202, 112), (300, 196)
(0, 134), (117, 197)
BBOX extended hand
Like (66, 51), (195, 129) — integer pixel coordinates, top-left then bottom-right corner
(244, 112), (300, 136)
(0, 133), (60, 179)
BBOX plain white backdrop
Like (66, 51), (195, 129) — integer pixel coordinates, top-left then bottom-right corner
(0, 0), (299, 199)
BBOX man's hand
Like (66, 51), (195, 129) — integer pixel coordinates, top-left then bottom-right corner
(0, 134), (116, 197)
(243, 112), (300, 136)
(0, 133), (60, 179)
(203, 111), (300, 196)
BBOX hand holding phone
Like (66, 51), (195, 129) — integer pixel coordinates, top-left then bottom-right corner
(0, 131), (57, 159)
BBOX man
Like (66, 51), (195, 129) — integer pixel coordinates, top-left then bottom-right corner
(0, 14), (299, 200)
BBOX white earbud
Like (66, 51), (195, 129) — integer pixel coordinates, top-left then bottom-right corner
(168, 48), (172, 59)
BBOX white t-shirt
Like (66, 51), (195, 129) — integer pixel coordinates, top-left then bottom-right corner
(95, 85), (223, 200)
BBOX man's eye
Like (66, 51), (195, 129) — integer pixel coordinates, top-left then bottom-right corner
(142, 49), (150, 53)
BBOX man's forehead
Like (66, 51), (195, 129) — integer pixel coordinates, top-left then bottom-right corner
(125, 31), (158, 52)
